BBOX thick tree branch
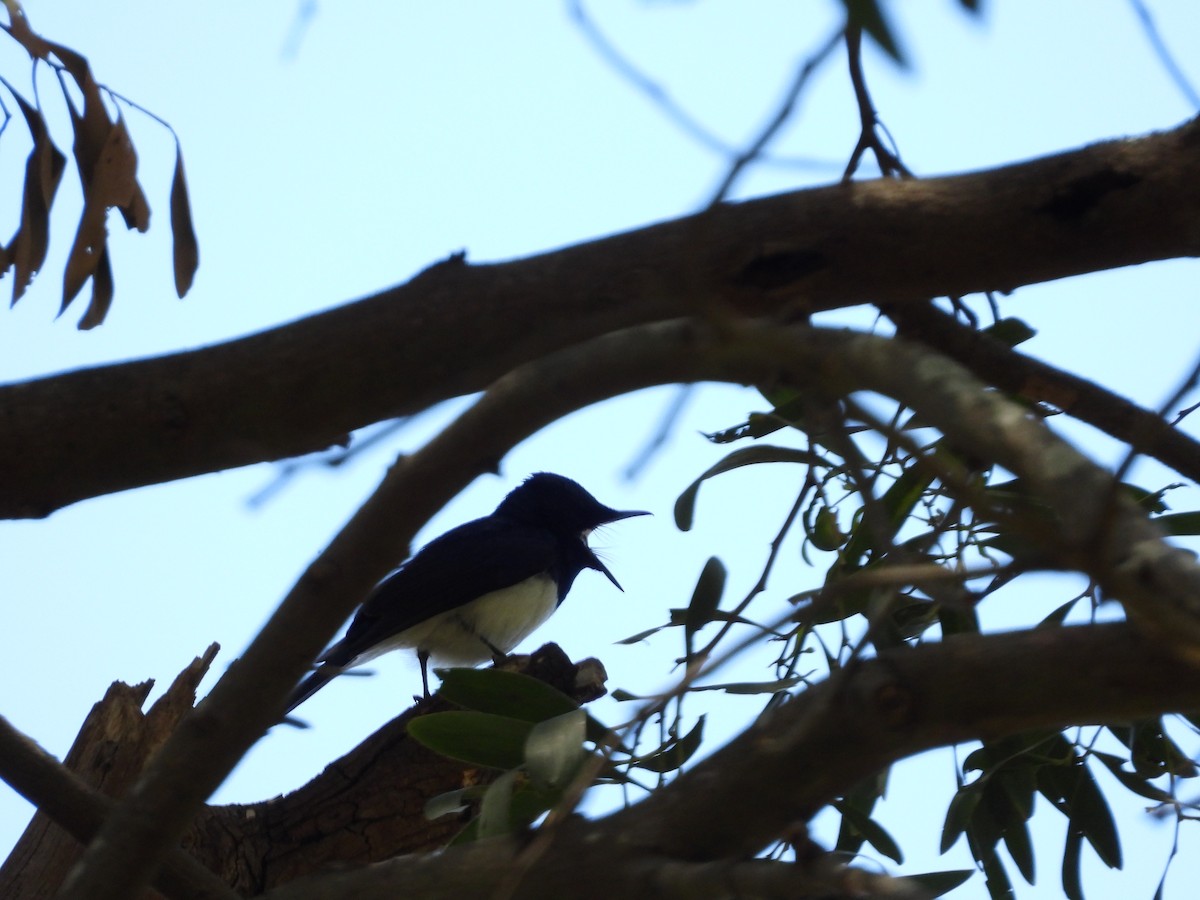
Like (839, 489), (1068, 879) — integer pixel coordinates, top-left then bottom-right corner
(267, 847), (928, 900)
(60, 319), (1200, 900)
(886, 300), (1200, 482)
(187, 645), (603, 893)
(257, 624), (1200, 900)
(0, 649), (237, 900)
(4, 117), (1199, 517)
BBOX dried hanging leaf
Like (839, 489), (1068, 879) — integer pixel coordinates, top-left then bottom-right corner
(50, 43), (111, 188)
(9, 95), (66, 304)
(93, 117), (139, 208)
(38, 141), (68, 207)
(61, 120), (138, 310)
(1, 7), (54, 60)
(78, 247), (114, 329)
(108, 114), (150, 234)
(3, 13), (195, 321)
(119, 181), (152, 233)
(169, 148), (198, 297)
(61, 118), (139, 309)
(60, 203), (105, 311)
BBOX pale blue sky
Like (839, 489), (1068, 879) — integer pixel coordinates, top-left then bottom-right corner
(2, 3), (1199, 897)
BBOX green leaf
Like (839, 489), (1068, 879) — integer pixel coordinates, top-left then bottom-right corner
(998, 766), (1037, 821)
(1092, 751), (1174, 803)
(615, 624), (668, 644)
(938, 601), (980, 635)
(969, 766), (1036, 885)
(1001, 813), (1035, 885)
(834, 800), (903, 863)
(1062, 826), (1084, 900)
(684, 557), (726, 657)
(476, 768), (520, 839)
(691, 676), (803, 695)
(448, 779), (562, 846)
(942, 781), (982, 852)
(1112, 718), (1199, 779)
(524, 710), (586, 790)
(808, 505), (846, 551)
(840, 0), (907, 66)
(1038, 597), (1081, 628)
(965, 801), (1013, 900)
(436, 668), (580, 723)
(407, 711), (532, 770)
(436, 667), (617, 749)
(1155, 510), (1200, 536)
(838, 462), (934, 571)
(634, 716), (706, 774)
(889, 598), (939, 639)
(1070, 767), (1122, 869)
(673, 446), (817, 530)
(836, 772), (888, 856)
(1122, 481), (1181, 515)
(905, 870), (975, 897)
(982, 316), (1036, 347)
(423, 785), (481, 820)
(1038, 761), (1122, 870)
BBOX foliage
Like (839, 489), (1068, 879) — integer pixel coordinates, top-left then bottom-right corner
(0, 2), (197, 326)
(2, 2), (1199, 899)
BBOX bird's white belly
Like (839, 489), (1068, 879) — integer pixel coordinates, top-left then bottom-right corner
(385, 574), (559, 666)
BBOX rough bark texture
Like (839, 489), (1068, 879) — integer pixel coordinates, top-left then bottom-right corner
(255, 624), (1200, 900)
(186, 644), (601, 894)
(0, 647), (218, 900)
(0, 645), (603, 898)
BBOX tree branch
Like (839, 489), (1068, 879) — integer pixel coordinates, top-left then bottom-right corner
(0, 648), (237, 900)
(58, 318), (1200, 900)
(886, 300), (1200, 483)
(4, 117), (1199, 517)
(256, 624), (1200, 900)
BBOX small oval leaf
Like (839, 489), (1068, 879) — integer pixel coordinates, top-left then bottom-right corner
(524, 709), (586, 790)
(170, 147), (199, 297)
(406, 711), (532, 770)
(436, 668), (580, 723)
(634, 715), (705, 774)
(684, 557), (726, 656)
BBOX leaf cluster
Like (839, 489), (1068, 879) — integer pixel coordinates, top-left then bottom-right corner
(0, 2), (197, 326)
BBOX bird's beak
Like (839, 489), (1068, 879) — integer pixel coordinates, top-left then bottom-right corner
(589, 509), (650, 591)
(607, 508), (651, 522)
(594, 557), (625, 592)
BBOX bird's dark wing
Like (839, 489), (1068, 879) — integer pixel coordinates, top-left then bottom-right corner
(322, 517), (561, 666)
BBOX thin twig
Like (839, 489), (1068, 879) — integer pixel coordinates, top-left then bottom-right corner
(842, 25), (913, 181)
(0, 715), (239, 900)
(568, 0), (837, 173)
(1128, 0), (1200, 109)
(706, 26), (843, 206)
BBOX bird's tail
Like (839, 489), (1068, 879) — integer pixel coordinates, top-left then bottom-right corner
(282, 665), (339, 718)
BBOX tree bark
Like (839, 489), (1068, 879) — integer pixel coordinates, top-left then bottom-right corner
(3, 117), (1198, 518)
(0, 646), (231, 900)
(0, 645), (604, 898)
(9, 627), (1200, 900)
(254, 623), (1200, 900)
(53, 319), (1200, 900)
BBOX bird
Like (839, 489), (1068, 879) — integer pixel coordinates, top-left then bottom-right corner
(283, 472), (649, 714)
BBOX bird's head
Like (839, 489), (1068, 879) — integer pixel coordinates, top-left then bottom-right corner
(496, 472), (649, 588)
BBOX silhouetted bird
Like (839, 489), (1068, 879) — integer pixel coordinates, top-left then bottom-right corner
(284, 473), (648, 713)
